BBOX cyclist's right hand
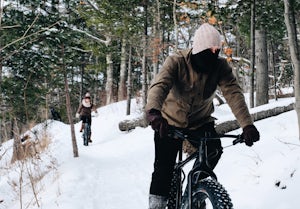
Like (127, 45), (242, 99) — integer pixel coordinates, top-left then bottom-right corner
(146, 109), (168, 138)
(242, 124), (260, 146)
(75, 113), (80, 118)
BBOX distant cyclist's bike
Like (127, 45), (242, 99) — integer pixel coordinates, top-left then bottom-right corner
(167, 128), (245, 209)
(82, 121), (91, 146)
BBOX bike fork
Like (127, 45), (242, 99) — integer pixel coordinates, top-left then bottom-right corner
(187, 170), (193, 209)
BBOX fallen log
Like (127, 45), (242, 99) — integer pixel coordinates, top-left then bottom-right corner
(118, 115), (148, 132)
(215, 103), (294, 134)
(119, 103), (295, 133)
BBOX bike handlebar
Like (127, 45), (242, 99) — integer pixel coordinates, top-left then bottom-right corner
(168, 129), (245, 146)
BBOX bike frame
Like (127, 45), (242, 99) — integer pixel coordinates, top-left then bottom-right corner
(169, 129), (243, 209)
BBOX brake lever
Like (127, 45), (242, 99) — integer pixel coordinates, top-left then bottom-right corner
(233, 135), (244, 145)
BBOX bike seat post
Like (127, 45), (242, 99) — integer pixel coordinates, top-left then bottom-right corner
(179, 142), (183, 161)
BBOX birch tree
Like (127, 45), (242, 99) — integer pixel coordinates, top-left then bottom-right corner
(250, 0), (256, 108)
(141, 0), (149, 109)
(283, 0), (300, 139)
(118, 38), (127, 101)
(255, 28), (269, 106)
(126, 46), (132, 115)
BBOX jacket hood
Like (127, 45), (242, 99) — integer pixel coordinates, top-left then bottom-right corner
(192, 23), (222, 55)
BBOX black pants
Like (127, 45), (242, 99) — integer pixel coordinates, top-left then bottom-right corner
(149, 122), (223, 197)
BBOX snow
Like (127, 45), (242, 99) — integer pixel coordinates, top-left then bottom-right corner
(0, 97), (299, 209)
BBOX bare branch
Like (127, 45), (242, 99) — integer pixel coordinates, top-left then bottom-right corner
(23, 12), (41, 38)
(0, 21), (60, 51)
(2, 37), (38, 61)
(1, 25), (21, 29)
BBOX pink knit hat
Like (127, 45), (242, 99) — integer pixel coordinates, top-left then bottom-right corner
(192, 23), (222, 54)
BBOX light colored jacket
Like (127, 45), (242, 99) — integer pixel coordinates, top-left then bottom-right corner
(145, 49), (253, 129)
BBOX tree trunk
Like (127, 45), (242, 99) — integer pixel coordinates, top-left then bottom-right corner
(151, 0), (161, 77)
(255, 28), (269, 106)
(118, 116), (148, 132)
(0, 16), (2, 141)
(105, 36), (114, 105)
(80, 57), (84, 102)
(62, 44), (78, 158)
(118, 38), (127, 102)
(126, 46), (132, 115)
(249, 0), (256, 108)
(11, 118), (24, 163)
(0, 52), (2, 144)
(173, 0), (178, 51)
(141, 1), (148, 109)
(283, 0), (300, 139)
(216, 103), (294, 134)
(269, 41), (277, 100)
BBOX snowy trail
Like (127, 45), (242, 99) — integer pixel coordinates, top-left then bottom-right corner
(1, 99), (300, 209)
(54, 126), (155, 209)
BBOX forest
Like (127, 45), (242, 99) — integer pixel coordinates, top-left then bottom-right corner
(0, 0), (299, 144)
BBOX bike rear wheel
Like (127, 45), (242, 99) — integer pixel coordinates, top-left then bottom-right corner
(181, 178), (233, 209)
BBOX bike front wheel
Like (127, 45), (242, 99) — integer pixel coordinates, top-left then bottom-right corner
(181, 178), (233, 209)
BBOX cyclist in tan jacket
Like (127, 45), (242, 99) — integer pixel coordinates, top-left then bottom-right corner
(145, 23), (260, 209)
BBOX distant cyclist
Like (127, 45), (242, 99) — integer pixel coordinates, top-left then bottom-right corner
(76, 92), (98, 142)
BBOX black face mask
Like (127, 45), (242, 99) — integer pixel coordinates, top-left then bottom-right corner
(191, 49), (220, 73)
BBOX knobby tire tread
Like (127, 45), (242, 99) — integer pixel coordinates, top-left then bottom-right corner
(168, 170), (181, 209)
(181, 178), (233, 209)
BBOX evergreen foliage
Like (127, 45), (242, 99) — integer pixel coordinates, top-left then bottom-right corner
(0, 0), (298, 142)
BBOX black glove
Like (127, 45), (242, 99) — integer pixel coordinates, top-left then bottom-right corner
(146, 109), (168, 138)
(242, 125), (260, 146)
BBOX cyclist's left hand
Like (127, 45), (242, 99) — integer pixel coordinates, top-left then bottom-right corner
(93, 112), (99, 117)
(146, 109), (168, 138)
(242, 125), (260, 146)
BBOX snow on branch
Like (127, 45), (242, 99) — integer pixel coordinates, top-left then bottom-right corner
(85, 0), (99, 11)
(72, 27), (109, 45)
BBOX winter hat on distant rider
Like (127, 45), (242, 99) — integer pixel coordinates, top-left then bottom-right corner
(85, 92), (91, 98)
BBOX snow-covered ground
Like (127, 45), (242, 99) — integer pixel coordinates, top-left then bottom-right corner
(0, 97), (299, 209)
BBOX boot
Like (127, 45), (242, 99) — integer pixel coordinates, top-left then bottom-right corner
(80, 123), (84, 132)
(149, 194), (167, 209)
(88, 132), (92, 143)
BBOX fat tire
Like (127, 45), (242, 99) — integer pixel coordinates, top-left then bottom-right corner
(181, 178), (233, 209)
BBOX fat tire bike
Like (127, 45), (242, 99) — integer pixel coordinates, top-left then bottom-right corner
(82, 122), (91, 146)
(166, 128), (245, 209)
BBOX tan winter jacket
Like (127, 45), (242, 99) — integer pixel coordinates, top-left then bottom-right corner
(145, 49), (253, 130)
